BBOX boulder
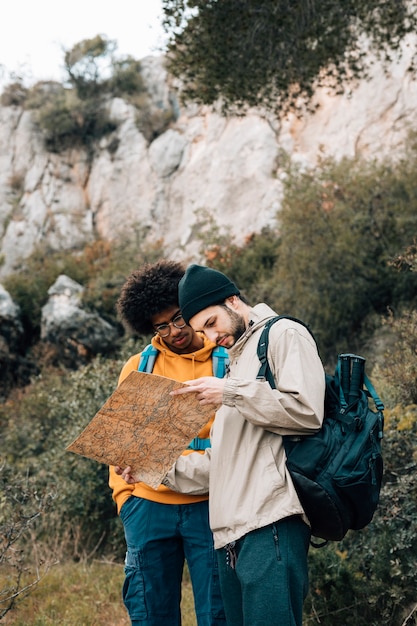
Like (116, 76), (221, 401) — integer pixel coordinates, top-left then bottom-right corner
(40, 275), (119, 364)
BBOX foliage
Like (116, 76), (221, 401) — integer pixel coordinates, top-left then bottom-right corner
(3, 236), (165, 346)
(64, 36), (147, 102)
(3, 244), (95, 344)
(28, 34), (171, 153)
(135, 102), (177, 143)
(22, 80), (65, 110)
(274, 153), (417, 358)
(25, 39), (121, 153)
(0, 464), (56, 619)
(64, 35), (117, 100)
(0, 354), (132, 559)
(1, 34), (175, 151)
(162, 0), (417, 115)
(80, 232), (165, 322)
(305, 407), (417, 625)
(0, 80), (28, 107)
(198, 214), (280, 304)
(107, 56), (146, 98)
(374, 310), (417, 406)
(32, 88), (117, 154)
(201, 143), (417, 363)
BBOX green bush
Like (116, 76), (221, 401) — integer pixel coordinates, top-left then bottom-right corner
(25, 81), (66, 110)
(33, 89), (117, 154)
(373, 310), (417, 406)
(28, 34), (172, 152)
(108, 56), (145, 97)
(0, 352), (139, 558)
(0, 463), (55, 619)
(200, 142), (417, 364)
(3, 237), (165, 345)
(305, 407), (417, 625)
(273, 153), (417, 358)
(0, 80), (28, 107)
(3, 244), (94, 343)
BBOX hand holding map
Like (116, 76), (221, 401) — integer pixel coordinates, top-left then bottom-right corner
(66, 371), (218, 488)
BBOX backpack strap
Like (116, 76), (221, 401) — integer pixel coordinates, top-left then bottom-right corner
(364, 374), (385, 412)
(211, 345), (229, 378)
(189, 345), (229, 450)
(256, 315), (316, 386)
(187, 437), (212, 451)
(138, 344), (158, 373)
(138, 344), (229, 377)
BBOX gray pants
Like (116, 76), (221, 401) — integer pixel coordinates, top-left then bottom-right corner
(216, 516), (310, 626)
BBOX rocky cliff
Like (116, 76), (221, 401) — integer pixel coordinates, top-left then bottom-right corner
(1, 43), (417, 279)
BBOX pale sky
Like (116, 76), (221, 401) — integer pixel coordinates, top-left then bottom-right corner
(0, 0), (167, 88)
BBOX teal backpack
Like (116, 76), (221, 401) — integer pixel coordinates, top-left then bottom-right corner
(138, 344), (229, 451)
(257, 315), (384, 543)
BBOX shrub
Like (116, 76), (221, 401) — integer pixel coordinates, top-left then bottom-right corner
(198, 141), (417, 364)
(0, 464), (56, 619)
(33, 89), (117, 154)
(0, 81), (28, 107)
(3, 244), (93, 344)
(273, 153), (417, 359)
(108, 56), (145, 97)
(0, 353), (137, 559)
(305, 407), (417, 625)
(29, 35), (169, 152)
(373, 309), (417, 406)
(3, 236), (165, 346)
(25, 81), (66, 110)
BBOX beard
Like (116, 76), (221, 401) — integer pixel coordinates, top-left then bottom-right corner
(223, 305), (246, 344)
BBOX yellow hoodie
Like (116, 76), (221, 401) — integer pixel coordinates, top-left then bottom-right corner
(109, 333), (218, 512)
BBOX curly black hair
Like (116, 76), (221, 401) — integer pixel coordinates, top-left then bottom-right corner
(116, 260), (185, 335)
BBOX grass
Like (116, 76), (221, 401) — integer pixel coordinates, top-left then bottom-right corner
(1, 559), (197, 625)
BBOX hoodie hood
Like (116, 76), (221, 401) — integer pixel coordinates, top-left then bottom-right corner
(150, 332), (217, 379)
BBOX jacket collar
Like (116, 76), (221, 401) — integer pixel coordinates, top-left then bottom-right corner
(228, 303), (278, 357)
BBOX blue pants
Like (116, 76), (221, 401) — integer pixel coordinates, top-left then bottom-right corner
(216, 516), (311, 626)
(120, 496), (226, 626)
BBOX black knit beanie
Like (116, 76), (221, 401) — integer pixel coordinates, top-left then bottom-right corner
(178, 264), (240, 324)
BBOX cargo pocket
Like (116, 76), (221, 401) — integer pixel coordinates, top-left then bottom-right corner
(122, 548), (148, 620)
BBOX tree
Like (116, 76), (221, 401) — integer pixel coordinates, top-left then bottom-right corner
(64, 34), (117, 99)
(161, 0), (417, 114)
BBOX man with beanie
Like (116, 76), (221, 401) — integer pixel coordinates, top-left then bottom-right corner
(121, 263), (326, 626)
(110, 261), (226, 626)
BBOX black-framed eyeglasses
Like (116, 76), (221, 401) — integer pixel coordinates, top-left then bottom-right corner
(154, 312), (187, 337)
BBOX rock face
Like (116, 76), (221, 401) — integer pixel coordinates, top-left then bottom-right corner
(0, 48), (417, 278)
(40, 275), (119, 361)
(0, 274), (120, 396)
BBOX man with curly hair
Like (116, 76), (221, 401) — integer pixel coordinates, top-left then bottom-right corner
(109, 260), (226, 626)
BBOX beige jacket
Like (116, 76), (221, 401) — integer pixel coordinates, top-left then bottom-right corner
(163, 303), (326, 549)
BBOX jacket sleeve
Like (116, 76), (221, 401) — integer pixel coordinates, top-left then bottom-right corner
(162, 448), (211, 495)
(222, 323), (325, 436)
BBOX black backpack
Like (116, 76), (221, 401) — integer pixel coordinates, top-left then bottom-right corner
(257, 316), (385, 543)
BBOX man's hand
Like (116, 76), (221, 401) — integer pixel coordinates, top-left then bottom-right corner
(170, 376), (225, 406)
(114, 465), (136, 484)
